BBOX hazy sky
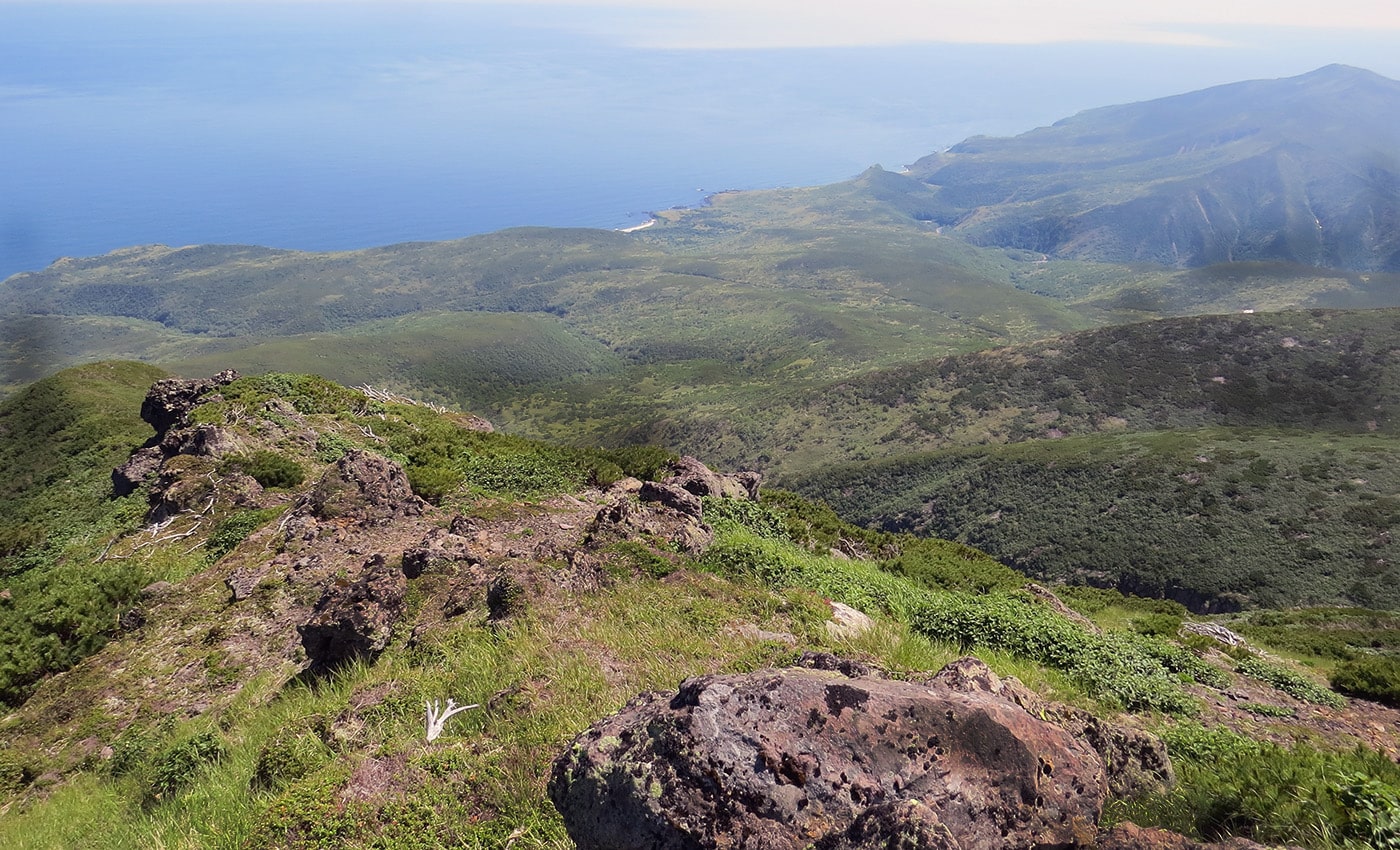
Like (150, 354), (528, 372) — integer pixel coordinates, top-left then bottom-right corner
(463, 0), (1400, 49)
(12, 1), (1400, 49)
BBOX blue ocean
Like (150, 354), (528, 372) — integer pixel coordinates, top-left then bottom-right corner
(4, 3), (1397, 282)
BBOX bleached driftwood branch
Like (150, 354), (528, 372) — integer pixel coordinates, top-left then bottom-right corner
(356, 384), (451, 414)
(425, 698), (480, 742)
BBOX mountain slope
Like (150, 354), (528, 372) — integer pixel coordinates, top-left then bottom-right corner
(792, 428), (1400, 611)
(907, 65), (1400, 271)
(1, 366), (1396, 850)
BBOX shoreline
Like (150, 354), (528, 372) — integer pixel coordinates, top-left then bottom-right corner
(617, 218), (657, 233)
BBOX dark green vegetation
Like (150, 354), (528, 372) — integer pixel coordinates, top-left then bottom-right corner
(795, 428), (1400, 611)
(908, 65), (1400, 272)
(2, 368), (1392, 850)
(0, 361), (169, 705)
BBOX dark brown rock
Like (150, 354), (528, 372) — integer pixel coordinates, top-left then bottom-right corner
(661, 456), (761, 501)
(177, 424), (239, 458)
(298, 555), (408, 668)
(813, 800), (958, 849)
(931, 657), (1173, 799)
(586, 496), (714, 556)
(140, 370), (239, 438)
(226, 565), (270, 601)
(306, 450), (424, 524)
(549, 663), (1106, 850)
(402, 528), (481, 579)
(638, 481), (703, 519)
(112, 446), (164, 497)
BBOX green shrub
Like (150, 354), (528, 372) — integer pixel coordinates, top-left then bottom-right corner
(148, 730), (225, 801)
(702, 497), (789, 539)
(606, 541), (677, 579)
(222, 450), (305, 489)
(314, 432), (357, 462)
(252, 728), (330, 792)
(1115, 723), (1400, 848)
(912, 594), (1200, 714)
(588, 445), (678, 481)
(205, 507), (281, 563)
(1336, 773), (1400, 850)
(1235, 654), (1346, 708)
(1132, 613), (1184, 639)
(1331, 655), (1400, 708)
(406, 465), (464, 505)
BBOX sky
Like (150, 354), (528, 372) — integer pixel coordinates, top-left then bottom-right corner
(464, 0), (1400, 49)
(11, 0), (1400, 49)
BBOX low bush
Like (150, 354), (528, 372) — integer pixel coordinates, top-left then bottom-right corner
(148, 730), (226, 802)
(252, 728), (330, 792)
(912, 594), (1201, 714)
(1234, 654), (1345, 708)
(1330, 655), (1400, 708)
(205, 507), (282, 563)
(1111, 723), (1400, 848)
(221, 450), (305, 489)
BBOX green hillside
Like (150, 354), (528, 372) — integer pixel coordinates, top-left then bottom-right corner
(793, 428), (1400, 611)
(0, 366), (1395, 850)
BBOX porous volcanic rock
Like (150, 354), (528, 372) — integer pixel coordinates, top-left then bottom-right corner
(931, 657), (1173, 799)
(112, 446), (165, 497)
(661, 456), (761, 501)
(306, 450), (424, 524)
(140, 370), (239, 438)
(549, 661), (1106, 850)
(401, 528), (481, 579)
(585, 495), (713, 556)
(638, 481), (703, 519)
(298, 554), (408, 668)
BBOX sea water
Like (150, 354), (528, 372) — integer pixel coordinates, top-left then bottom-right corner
(4, 2), (1396, 282)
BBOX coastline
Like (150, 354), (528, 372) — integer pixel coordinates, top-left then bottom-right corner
(617, 218), (657, 233)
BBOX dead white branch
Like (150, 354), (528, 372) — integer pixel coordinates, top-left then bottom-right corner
(425, 698), (479, 742)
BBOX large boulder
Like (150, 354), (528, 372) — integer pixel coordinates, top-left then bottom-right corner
(638, 481), (703, 519)
(298, 555), (407, 668)
(549, 661), (1105, 850)
(661, 456), (761, 501)
(931, 657), (1173, 800)
(306, 450), (424, 525)
(112, 446), (165, 497)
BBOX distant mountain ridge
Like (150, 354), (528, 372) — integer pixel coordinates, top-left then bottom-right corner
(907, 65), (1400, 272)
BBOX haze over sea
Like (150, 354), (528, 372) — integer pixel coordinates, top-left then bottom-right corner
(4, 2), (1399, 282)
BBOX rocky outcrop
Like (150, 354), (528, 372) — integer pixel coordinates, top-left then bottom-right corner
(401, 528), (482, 579)
(586, 494), (713, 556)
(550, 659), (1106, 850)
(298, 554), (407, 668)
(638, 481), (703, 519)
(661, 456), (761, 501)
(306, 450), (424, 525)
(139, 370), (240, 439)
(112, 446), (165, 497)
(112, 371), (239, 497)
